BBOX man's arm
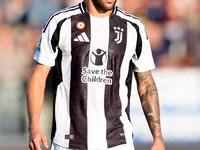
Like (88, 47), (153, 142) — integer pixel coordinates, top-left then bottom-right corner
(27, 61), (51, 150)
(134, 70), (165, 150)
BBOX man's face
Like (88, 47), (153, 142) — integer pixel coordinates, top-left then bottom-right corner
(92, 0), (117, 11)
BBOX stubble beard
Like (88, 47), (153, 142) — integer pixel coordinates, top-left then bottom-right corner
(92, 0), (117, 12)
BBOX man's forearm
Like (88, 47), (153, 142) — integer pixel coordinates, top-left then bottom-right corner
(26, 62), (51, 150)
(135, 71), (163, 140)
(26, 62), (50, 129)
(27, 73), (46, 129)
(139, 82), (163, 140)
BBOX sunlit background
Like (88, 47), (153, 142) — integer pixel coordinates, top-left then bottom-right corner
(0, 0), (200, 149)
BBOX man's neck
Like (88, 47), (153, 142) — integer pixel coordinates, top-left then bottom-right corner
(84, 0), (113, 18)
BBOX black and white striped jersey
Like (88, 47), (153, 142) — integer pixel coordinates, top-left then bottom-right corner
(34, 1), (155, 149)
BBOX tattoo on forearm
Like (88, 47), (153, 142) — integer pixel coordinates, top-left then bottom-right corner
(136, 71), (163, 140)
(148, 83), (159, 107)
(141, 91), (153, 114)
(146, 115), (156, 134)
(138, 72), (149, 83)
(140, 83), (161, 136)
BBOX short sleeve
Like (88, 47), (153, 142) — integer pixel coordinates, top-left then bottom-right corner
(34, 17), (59, 67)
(132, 21), (155, 72)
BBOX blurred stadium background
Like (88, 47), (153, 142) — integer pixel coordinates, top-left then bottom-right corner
(0, 0), (200, 149)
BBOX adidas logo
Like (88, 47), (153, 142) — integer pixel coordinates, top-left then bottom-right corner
(74, 32), (90, 42)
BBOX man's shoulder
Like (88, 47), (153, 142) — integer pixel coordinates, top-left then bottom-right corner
(50, 4), (82, 20)
(115, 6), (144, 25)
(42, 3), (82, 31)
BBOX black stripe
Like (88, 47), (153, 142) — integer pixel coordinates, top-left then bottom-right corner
(79, 1), (86, 13)
(51, 86), (57, 143)
(112, 6), (117, 15)
(50, 20), (64, 140)
(51, 49), (63, 141)
(69, 13), (91, 149)
(50, 18), (66, 141)
(104, 14), (127, 148)
(128, 21), (142, 59)
(51, 18), (67, 52)
(125, 60), (134, 121)
(51, 18), (66, 96)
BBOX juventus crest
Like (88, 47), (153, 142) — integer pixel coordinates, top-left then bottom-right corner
(113, 26), (124, 44)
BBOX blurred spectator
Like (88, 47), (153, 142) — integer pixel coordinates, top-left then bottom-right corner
(3, 0), (29, 25)
(26, 0), (62, 29)
(184, 0), (200, 65)
(146, 21), (170, 67)
(146, 0), (165, 22)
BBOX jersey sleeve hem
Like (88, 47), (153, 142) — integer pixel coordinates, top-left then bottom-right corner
(133, 65), (156, 73)
(34, 51), (55, 67)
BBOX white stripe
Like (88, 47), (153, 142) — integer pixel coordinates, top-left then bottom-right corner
(52, 18), (72, 148)
(74, 38), (78, 41)
(87, 15), (110, 149)
(81, 32), (90, 42)
(119, 22), (137, 145)
(77, 35), (84, 42)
